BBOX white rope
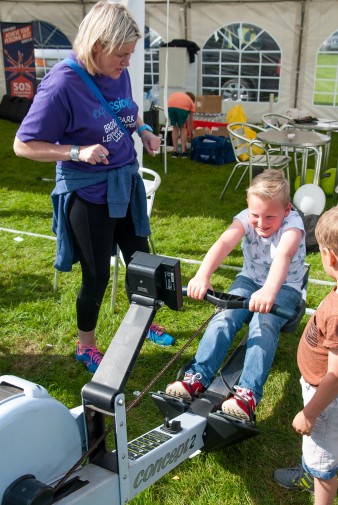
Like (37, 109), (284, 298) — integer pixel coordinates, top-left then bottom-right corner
(164, 254), (335, 286)
(0, 226), (56, 241)
(308, 277), (335, 286)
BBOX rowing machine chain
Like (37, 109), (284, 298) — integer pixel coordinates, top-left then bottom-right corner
(53, 306), (222, 492)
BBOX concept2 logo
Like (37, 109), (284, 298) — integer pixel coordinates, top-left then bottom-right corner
(133, 434), (197, 489)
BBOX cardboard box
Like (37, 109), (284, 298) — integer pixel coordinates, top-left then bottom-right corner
(210, 126), (229, 138)
(195, 95), (222, 114)
(193, 127), (211, 137)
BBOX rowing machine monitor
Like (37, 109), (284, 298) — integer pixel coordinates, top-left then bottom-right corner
(128, 251), (183, 311)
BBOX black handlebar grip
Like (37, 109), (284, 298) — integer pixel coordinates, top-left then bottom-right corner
(182, 286), (298, 322)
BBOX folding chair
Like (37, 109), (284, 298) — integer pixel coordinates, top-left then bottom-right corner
(261, 113), (293, 131)
(220, 122), (290, 200)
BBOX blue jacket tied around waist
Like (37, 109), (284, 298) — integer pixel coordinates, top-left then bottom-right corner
(51, 161), (150, 272)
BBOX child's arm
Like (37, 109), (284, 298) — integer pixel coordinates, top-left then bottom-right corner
(292, 348), (338, 436)
(249, 227), (303, 313)
(188, 219), (245, 299)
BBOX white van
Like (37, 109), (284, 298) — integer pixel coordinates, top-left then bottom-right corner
(34, 48), (72, 82)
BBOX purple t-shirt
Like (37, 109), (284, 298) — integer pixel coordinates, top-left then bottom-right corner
(16, 55), (139, 203)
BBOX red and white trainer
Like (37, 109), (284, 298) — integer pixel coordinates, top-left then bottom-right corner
(165, 372), (205, 401)
(221, 387), (256, 421)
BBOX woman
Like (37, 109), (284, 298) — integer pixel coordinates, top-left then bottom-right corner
(14, 1), (173, 373)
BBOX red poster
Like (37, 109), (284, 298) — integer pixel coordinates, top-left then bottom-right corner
(1, 22), (36, 98)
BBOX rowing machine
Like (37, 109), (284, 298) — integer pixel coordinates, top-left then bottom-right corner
(0, 252), (306, 505)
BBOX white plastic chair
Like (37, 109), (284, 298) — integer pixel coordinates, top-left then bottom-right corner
(110, 166), (161, 311)
(220, 122), (290, 199)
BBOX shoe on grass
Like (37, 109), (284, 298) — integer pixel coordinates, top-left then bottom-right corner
(76, 342), (103, 373)
(273, 464), (314, 494)
(165, 372), (205, 400)
(222, 386), (256, 421)
(147, 323), (175, 346)
(171, 151), (179, 158)
(181, 152), (188, 159)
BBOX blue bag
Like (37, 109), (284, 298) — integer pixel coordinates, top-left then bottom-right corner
(190, 134), (235, 165)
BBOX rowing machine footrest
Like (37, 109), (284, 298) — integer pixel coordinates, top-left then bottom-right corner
(150, 391), (190, 419)
(203, 411), (260, 453)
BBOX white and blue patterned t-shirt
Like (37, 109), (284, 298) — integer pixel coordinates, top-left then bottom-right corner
(234, 209), (306, 292)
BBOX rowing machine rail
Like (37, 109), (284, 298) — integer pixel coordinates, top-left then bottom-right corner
(0, 254), (308, 504)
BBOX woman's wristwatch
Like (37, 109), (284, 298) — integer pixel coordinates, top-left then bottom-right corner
(137, 124), (153, 137)
(70, 145), (80, 162)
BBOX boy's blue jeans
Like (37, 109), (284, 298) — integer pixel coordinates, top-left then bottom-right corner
(188, 275), (302, 404)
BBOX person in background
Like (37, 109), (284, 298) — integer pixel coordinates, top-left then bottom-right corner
(168, 91), (195, 158)
(274, 206), (338, 504)
(13, 1), (174, 374)
(166, 170), (305, 421)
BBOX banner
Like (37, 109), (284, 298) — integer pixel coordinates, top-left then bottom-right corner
(1, 22), (36, 98)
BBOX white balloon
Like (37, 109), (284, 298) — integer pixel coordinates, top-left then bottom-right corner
(293, 184), (326, 216)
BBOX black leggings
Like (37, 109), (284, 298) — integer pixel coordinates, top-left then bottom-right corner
(68, 193), (149, 332)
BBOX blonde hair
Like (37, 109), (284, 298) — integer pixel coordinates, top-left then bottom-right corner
(247, 169), (290, 207)
(73, 1), (141, 75)
(315, 206), (338, 256)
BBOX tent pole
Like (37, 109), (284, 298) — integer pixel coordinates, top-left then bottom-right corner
(182, 0), (188, 40)
(80, 0), (86, 18)
(163, 0), (170, 175)
(294, 0), (306, 108)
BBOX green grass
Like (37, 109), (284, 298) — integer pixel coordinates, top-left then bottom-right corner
(314, 53), (338, 105)
(1, 118), (337, 504)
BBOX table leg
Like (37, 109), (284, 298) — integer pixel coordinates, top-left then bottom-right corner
(300, 148), (308, 186)
(332, 159), (338, 206)
(300, 146), (322, 186)
(313, 147), (322, 185)
(322, 131), (331, 172)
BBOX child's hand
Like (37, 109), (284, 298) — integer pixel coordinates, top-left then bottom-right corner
(249, 287), (276, 313)
(187, 276), (212, 300)
(292, 410), (316, 436)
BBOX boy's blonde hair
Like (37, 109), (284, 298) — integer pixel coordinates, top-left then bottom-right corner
(315, 206), (338, 256)
(73, 1), (141, 75)
(247, 169), (290, 207)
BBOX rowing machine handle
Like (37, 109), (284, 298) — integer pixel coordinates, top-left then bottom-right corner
(182, 287), (298, 322)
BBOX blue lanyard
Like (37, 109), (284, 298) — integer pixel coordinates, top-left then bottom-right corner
(63, 58), (129, 136)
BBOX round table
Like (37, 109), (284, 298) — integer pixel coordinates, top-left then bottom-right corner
(257, 129), (330, 186)
(292, 120), (338, 170)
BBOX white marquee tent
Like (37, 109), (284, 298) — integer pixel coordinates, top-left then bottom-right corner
(0, 0), (338, 122)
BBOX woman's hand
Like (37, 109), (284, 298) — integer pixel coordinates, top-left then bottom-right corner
(79, 144), (109, 165)
(13, 138), (109, 164)
(141, 131), (161, 156)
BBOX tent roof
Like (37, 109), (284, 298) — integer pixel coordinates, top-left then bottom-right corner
(1, 0), (337, 122)
(0, 0), (319, 3)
